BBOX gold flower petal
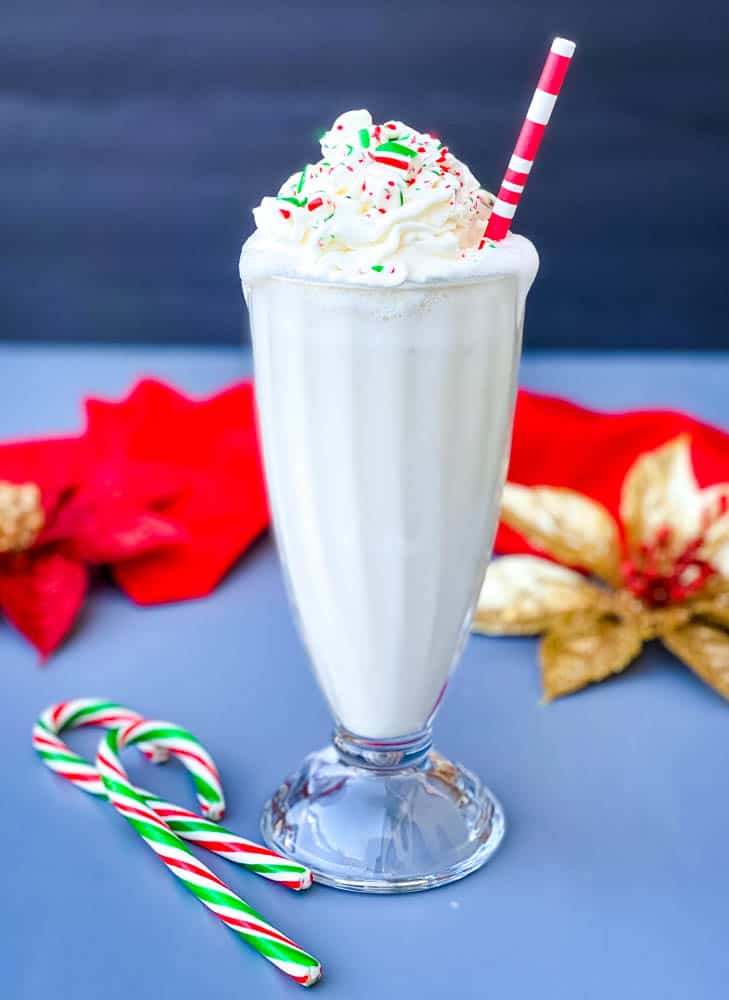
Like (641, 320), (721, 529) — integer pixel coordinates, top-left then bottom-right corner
(661, 621), (729, 701)
(686, 578), (729, 629)
(620, 435), (702, 553)
(501, 483), (621, 586)
(699, 483), (729, 575)
(473, 555), (600, 635)
(0, 480), (44, 553)
(540, 610), (643, 701)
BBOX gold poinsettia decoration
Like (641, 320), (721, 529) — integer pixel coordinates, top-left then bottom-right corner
(473, 435), (729, 701)
(0, 481), (44, 553)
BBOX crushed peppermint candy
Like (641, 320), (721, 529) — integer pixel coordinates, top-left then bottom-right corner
(252, 109), (494, 284)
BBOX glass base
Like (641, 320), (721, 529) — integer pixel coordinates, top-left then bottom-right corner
(260, 730), (505, 893)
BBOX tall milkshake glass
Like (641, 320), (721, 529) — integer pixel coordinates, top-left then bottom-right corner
(239, 107), (538, 891)
(244, 263), (535, 891)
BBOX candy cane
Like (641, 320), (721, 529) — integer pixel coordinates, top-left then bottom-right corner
(34, 701), (321, 985)
(33, 698), (169, 795)
(98, 723), (321, 986)
(33, 699), (312, 890)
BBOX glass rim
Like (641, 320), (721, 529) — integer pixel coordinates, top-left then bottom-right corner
(255, 270), (522, 294)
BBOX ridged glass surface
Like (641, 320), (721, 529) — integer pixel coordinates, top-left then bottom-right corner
(248, 273), (526, 891)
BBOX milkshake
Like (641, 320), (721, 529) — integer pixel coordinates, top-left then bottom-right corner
(241, 109), (538, 891)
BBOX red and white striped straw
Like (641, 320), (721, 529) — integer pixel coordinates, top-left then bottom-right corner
(481, 36), (576, 245)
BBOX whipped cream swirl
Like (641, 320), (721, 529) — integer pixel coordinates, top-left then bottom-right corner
(251, 109), (496, 285)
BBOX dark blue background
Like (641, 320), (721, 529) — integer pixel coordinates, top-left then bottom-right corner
(2, 1), (728, 348)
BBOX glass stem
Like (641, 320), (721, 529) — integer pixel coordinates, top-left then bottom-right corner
(332, 725), (433, 771)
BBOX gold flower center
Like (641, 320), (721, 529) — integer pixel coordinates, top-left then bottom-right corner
(621, 525), (717, 608)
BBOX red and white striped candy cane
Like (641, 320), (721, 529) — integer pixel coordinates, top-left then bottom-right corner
(98, 723), (321, 986)
(145, 795), (310, 890)
(33, 699), (170, 798)
(482, 37), (576, 244)
(33, 700), (312, 890)
(116, 718), (312, 891)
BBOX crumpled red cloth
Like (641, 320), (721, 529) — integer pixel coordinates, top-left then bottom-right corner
(0, 380), (268, 656)
(496, 390), (729, 555)
(1, 378), (726, 659)
(85, 380), (268, 604)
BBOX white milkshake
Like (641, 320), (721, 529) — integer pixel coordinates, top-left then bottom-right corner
(248, 272), (529, 738)
(241, 109), (537, 891)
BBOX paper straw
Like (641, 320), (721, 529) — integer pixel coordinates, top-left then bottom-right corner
(482, 36), (576, 244)
(98, 724), (322, 986)
(33, 699), (312, 890)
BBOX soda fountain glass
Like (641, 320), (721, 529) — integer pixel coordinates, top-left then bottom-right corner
(245, 267), (533, 892)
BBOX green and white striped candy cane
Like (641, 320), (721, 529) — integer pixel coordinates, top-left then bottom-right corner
(33, 699), (171, 797)
(97, 723), (322, 986)
(112, 717), (312, 892)
(33, 699), (312, 890)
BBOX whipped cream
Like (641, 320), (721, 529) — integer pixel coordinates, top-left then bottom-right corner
(246, 109), (510, 286)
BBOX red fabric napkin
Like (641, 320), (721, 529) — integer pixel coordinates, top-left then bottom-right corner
(84, 380), (269, 604)
(0, 380), (268, 655)
(496, 391), (729, 555)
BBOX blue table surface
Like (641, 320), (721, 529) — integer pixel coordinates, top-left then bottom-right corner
(2, 346), (729, 1000)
